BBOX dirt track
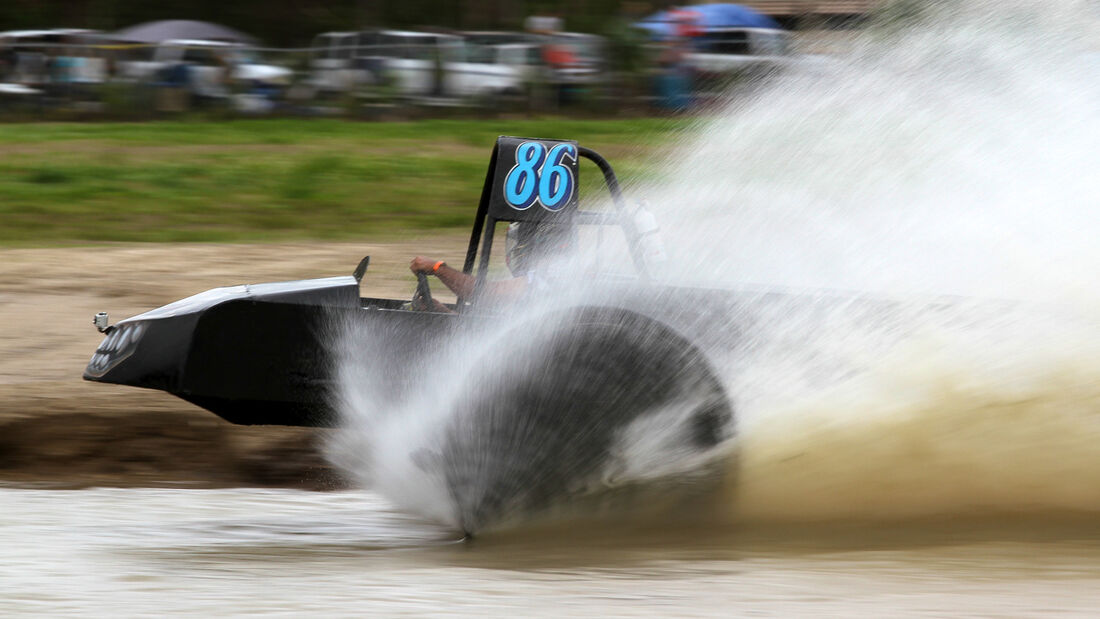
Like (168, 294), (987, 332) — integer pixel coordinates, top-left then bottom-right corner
(0, 235), (467, 489)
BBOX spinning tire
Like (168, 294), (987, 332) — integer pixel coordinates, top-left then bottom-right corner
(439, 307), (735, 533)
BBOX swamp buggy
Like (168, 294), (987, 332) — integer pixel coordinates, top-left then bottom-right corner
(84, 137), (741, 531)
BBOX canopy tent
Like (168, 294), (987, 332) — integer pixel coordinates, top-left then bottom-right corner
(637, 3), (782, 38)
(113, 20), (257, 45)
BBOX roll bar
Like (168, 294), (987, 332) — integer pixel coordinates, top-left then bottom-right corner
(458, 142), (647, 308)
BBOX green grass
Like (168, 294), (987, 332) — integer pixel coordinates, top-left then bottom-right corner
(0, 118), (690, 245)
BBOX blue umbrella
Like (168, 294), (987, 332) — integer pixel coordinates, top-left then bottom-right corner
(638, 3), (782, 38)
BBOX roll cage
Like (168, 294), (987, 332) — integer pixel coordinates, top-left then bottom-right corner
(458, 136), (649, 307)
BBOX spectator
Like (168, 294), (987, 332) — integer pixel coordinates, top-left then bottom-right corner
(654, 35), (691, 110)
(653, 9), (699, 111)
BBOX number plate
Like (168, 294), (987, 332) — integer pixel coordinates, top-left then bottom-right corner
(488, 136), (579, 221)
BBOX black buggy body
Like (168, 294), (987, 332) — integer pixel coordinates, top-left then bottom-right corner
(84, 137), (737, 426)
(84, 137), (743, 530)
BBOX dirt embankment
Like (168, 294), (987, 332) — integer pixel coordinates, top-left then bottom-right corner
(0, 236), (466, 489)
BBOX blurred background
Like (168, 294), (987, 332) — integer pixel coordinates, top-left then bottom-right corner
(0, 0), (892, 246)
(0, 1), (878, 120)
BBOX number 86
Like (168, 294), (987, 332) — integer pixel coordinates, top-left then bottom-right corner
(504, 142), (576, 211)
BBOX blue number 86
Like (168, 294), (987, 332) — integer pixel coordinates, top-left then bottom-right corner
(504, 142), (576, 211)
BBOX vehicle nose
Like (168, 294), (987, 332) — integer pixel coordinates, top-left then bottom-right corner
(84, 321), (148, 380)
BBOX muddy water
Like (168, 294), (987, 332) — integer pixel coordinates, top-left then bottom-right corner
(2, 488), (1098, 616)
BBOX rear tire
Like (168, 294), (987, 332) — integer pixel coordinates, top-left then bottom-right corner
(438, 307), (735, 532)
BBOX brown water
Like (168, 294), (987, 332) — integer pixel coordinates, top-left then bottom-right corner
(2, 488), (1098, 616)
(9, 318), (1092, 615)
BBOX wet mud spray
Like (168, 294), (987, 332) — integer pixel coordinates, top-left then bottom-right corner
(330, 0), (1099, 532)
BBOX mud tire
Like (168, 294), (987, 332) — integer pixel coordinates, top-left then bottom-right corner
(439, 307), (735, 532)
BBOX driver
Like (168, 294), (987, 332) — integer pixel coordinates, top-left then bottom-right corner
(409, 222), (576, 312)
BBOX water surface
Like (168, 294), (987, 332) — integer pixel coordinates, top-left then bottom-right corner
(3, 488), (1098, 616)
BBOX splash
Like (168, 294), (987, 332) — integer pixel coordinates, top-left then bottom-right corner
(327, 304), (737, 532)
(641, 0), (1100, 521)
(737, 331), (1100, 521)
(330, 0), (1100, 530)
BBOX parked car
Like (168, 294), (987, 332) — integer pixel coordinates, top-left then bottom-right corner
(460, 31), (541, 84)
(0, 29), (103, 87)
(308, 31), (368, 94)
(685, 27), (791, 76)
(461, 31), (535, 47)
(121, 39), (291, 96)
(476, 42), (542, 83)
(309, 29), (528, 101)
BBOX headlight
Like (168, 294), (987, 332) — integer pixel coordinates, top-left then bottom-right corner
(86, 322), (147, 377)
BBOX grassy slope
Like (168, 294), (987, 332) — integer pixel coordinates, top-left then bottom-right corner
(0, 118), (688, 245)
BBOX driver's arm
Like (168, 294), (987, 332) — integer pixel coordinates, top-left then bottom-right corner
(410, 256), (473, 298)
(410, 256), (527, 301)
